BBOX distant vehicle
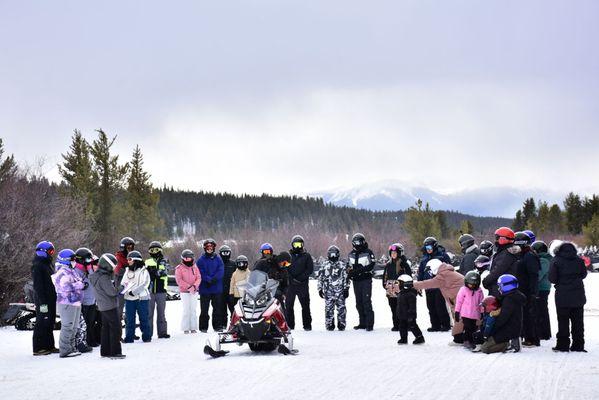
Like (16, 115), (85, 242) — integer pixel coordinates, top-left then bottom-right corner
(2, 281), (61, 331)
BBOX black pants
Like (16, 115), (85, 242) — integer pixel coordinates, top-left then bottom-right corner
(387, 297), (400, 329)
(425, 289), (450, 329)
(537, 290), (551, 340)
(353, 278), (374, 329)
(82, 305), (99, 346)
(199, 293), (223, 331)
(100, 308), (122, 357)
(522, 296), (539, 344)
(221, 292), (236, 328)
(32, 302), (56, 352)
(556, 306), (584, 350)
(399, 319), (423, 340)
(285, 282), (312, 329)
(462, 317), (477, 343)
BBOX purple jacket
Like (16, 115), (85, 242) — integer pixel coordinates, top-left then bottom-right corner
(52, 264), (85, 306)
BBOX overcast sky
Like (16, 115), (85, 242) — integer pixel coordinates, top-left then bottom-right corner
(1, 1), (598, 196)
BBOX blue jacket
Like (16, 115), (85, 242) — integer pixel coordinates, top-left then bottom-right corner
(417, 246), (451, 281)
(196, 253), (224, 295)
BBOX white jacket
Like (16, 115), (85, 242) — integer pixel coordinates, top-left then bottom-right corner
(121, 266), (150, 301)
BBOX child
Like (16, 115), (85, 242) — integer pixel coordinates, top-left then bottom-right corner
(455, 271), (484, 349)
(474, 255), (491, 284)
(396, 274), (424, 345)
(175, 249), (201, 334)
(229, 255), (251, 309)
(89, 253), (125, 359)
(473, 295), (501, 348)
(120, 250), (151, 343)
(317, 245), (350, 331)
(74, 247), (96, 351)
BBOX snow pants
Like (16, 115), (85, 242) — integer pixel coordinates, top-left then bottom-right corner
(353, 278), (374, 329)
(285, 281), (312, 329)
(148, 292), (168, 337)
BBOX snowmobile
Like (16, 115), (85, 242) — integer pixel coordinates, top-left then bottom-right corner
(204, 270), (297, 358)
(2, 281), (61, 330)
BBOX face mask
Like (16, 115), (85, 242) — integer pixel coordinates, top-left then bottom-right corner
(183, 260), (194, 267)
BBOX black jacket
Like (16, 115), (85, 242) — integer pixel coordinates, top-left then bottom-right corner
(289, 250), (314, 284)
(222, 258), (237, 294)
(347, 248), (376, 281)
(548, 243), (587, 308)
(382, 256), (412, 289)
(482, 245), (519, 297)
(254, 258), (289, 298)
(492, 289), (526, 343)
(397, 288), (418, 321)
(458, 246), (479, 275)
(515, 248), (540, 297)
(31, 255), (56, 306)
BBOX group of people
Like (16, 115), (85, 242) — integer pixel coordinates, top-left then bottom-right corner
(29, 226), (588, 359)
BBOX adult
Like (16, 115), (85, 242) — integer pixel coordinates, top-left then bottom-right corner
(197, 238), (225, 332)
(458, 234), (479, 275)
(417, 237), (451, 332)
(479, 240), (494, 257)
(382, 243), (411, 331)
(254, 251), (291, 307)
(286, 235), (314, 331)
(31, 241), (58, 356)
(145, 241), (171, 339)
(175, 249), (201, 334)
(114, 236), (135, 325)
(514, 231), (540, 347)
(347, 233), (376, 331)
(120, 250), (151, 343)
(252, 243), (274, 270)
(549, 242), (587, 352)
(532, 240), (552, 340)
(482, 227), (519, 297)
(219, 245), (237, 328)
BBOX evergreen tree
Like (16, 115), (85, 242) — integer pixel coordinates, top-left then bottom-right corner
(564, 192), (585, 234)
(522, 198), (537, 228)
(0, 138), (17, 185)
(460, 219), (474, 234)
(547, 204), (564, 233)
(582, 213), (599, 246)
(532, 201), (550, 234)
(404, 199), (442, 250)
(513, 210), (525, 231)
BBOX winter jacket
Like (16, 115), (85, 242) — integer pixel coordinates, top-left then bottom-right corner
(114, 251), (128, 278)
(145, 256), (170, 294)
(230, 268), (251, 297)
(515, 248), (540, 297)
(254, 258), (288, 299)
(482, 245), (519, 297)
(492, 290), (526, 343)
(31, 255), (57, 307)
(175, 263), (201, 294)
(196, 253), (225, 295)
(52, 264), (85, 306)
(459, 245), (480, 275)
(538, 253), (552, 292)
(120, 266), (151, 301)
(75, 263), (96, 306)
(417, 246), (451, 282)
(317, 260), (350, 292)
(222, 258), (237, 295)
(397, 288), (418, 321)
(382, 256), (412, 287)
(414, 263), (464, 303)
(347, 248), (376, 281)
(289, 250), (314, 284)
(548, 243), (587, 308)
(455, 286), (484, 320)
(89, 268), (119, 312)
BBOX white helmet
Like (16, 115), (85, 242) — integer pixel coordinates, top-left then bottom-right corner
(426, 259), (443, 276)
(398, 274), (413, 283)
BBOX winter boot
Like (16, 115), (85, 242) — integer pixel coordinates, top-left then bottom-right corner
(413, 336), (425, 345)
(391, 327), (399, 332)
(326, 324), (335, 331)
(397, 338), (408, 345)
(353, 325), (366, 330)
(507, 338), (521, 352)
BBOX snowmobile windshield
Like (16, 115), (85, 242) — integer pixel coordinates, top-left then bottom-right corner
(243, 270), (279, 301)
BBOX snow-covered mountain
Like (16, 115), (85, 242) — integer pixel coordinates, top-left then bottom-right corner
(311, 180), (566, 218)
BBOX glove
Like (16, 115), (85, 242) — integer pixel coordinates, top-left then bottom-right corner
(158, 269), (167, 277)
(319, 290), (324, 299)
(39, 304), (48, 313)
(343, 289), (349, 299)
(128, 291), (134, 297)
(454, 311), (460, 322)
(83, 282), (89, 290)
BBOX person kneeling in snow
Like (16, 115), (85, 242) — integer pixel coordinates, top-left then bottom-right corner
(396, 274), (424, 345)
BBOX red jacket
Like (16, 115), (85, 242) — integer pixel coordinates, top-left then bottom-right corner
(115, 251), (128, 277)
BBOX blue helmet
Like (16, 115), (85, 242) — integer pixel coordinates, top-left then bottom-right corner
(497, 274), (518, 295)
(35, 241), (55, 258)
(523, 230), (536, 243)
(57, 249), (76, 266)
(259, 243), (273, 255)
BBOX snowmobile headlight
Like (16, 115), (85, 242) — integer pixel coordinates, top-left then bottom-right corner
(256, 293), (270, 306)
(244, 294), (255, 306)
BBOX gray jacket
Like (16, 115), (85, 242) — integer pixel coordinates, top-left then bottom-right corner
(89, 269), (120, 312)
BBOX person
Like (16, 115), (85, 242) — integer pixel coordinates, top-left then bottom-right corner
(479, 274), (526, 354)
(382, 243), (411, 331)
(482, 227), (519, 297)
(286, 235), (314, 331)
(52, 248), (85, 358)
(549, 241), (587, 352)
(254, 251), (290, 307)
(455, 271), (484, 349)
(514, 231), (540, 347)
(145, 241), (171, 339)
(120, 250), (151, 343)
(31, 241), (58, 356)
(175, 249), (201, 334)
(229, 255), (251, 309)
(479, 240), (494, 257)
(74, 247), (98, 348)
(197, 238), (225, 332)
(396, 274), (424, 345)
(474, 255), (491, 284)
(347, 233), (376, 331)
(317, 245), (350, 331)
(417, 237), (451, 332)
(414, 259), (464, 344)
(114, 236), (135, 325)
(532, 240), (552, 340)
(458, 234), (479, 275)
(252, 243), (274, 270)
(89, 253), (125, 359)
(473, 296), (500, 350)
(219, 245), (237, 328)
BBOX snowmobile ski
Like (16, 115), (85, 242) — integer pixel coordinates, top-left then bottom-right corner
(277, 344), (298, 355)
(204, 345), (229, 358)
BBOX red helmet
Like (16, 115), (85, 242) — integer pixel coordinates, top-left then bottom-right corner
(494, 227), (515, 246)
(481, 296), (500, 312)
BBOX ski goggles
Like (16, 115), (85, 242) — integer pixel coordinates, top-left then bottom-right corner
(261, 249), (273, 255)
(279, 260), (291, 268)
(425, 245), (434, 251)
(292, 242), (303, 249)
(220, 251), (231, 257)
(149, 247), (162, 255)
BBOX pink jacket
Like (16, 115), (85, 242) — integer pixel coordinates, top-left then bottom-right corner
(175, 263), (201, 294)
(455, 286), (484, 320)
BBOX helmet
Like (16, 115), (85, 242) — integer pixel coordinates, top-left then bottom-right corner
(426, 259), (443, 276)
(291, 235), (305, 251)
(126, 250), (143, 262)
(181, 249), (195, 265)
(523, 230), (536, 243)
(497, 274), (518, 295)
(494, 227), (515, 246)
(351, 233), (366, 250)
(119, 237), (135, 251)
(398, 274), (413, 290)
(203, 238), (216, 252)
(422, 237), (438, 253)
(275, 251), (292, 267)
(92, 255), (99, 265)
(514, 231), (532, 247)
(219, 245), (232, 259)
(327, 245), (340, 261)
(549, 240), (564, 257)
(35, 241), (55, 258)
(74, 247), (94, 265)
(531, 240), (548, 254)
(98, 253), (118, 273)
(388, 243), (404, 257)
(480, 296), (499, 313)
(235, 255), (249, 269)
(57, 249), (76, 266)
(260, 243), (274, 256)
(458, 234), (475, 253)
(464, 270), (481, 288)
(474, 255), (491, 271)
(479, 240), (494, 257)
(148, 241), (163, 256)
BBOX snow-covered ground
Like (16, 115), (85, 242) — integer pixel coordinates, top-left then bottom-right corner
(1, 275), (598, 400)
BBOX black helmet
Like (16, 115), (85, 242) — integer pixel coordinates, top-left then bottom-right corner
(479, 240), (494, 257)
(464, 270), (481, 288)
(275, 251), (292, 267)
(291, 235), (305, 251)
(531, 240), (548, 254)
(388, 243), (404, 257)
(514, 231), (532, 247)
(98, 253), (118, 273)
(235, 255), (249, 269)
(351, 233), (366, 250)
(120, 237), (135, 251)
(474, 255), (491, 271)
(148, 240), (163, 256)
(203, 238), (217, 252)
(181, 249), (194, 265)
(458, 234), (475, 253)
(327, 245), (340, 261)
(126, 250), (143, 262)
(74, 247), (94, 265)
(219, 245), (232, 259)
(422, 237), (438, 253)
